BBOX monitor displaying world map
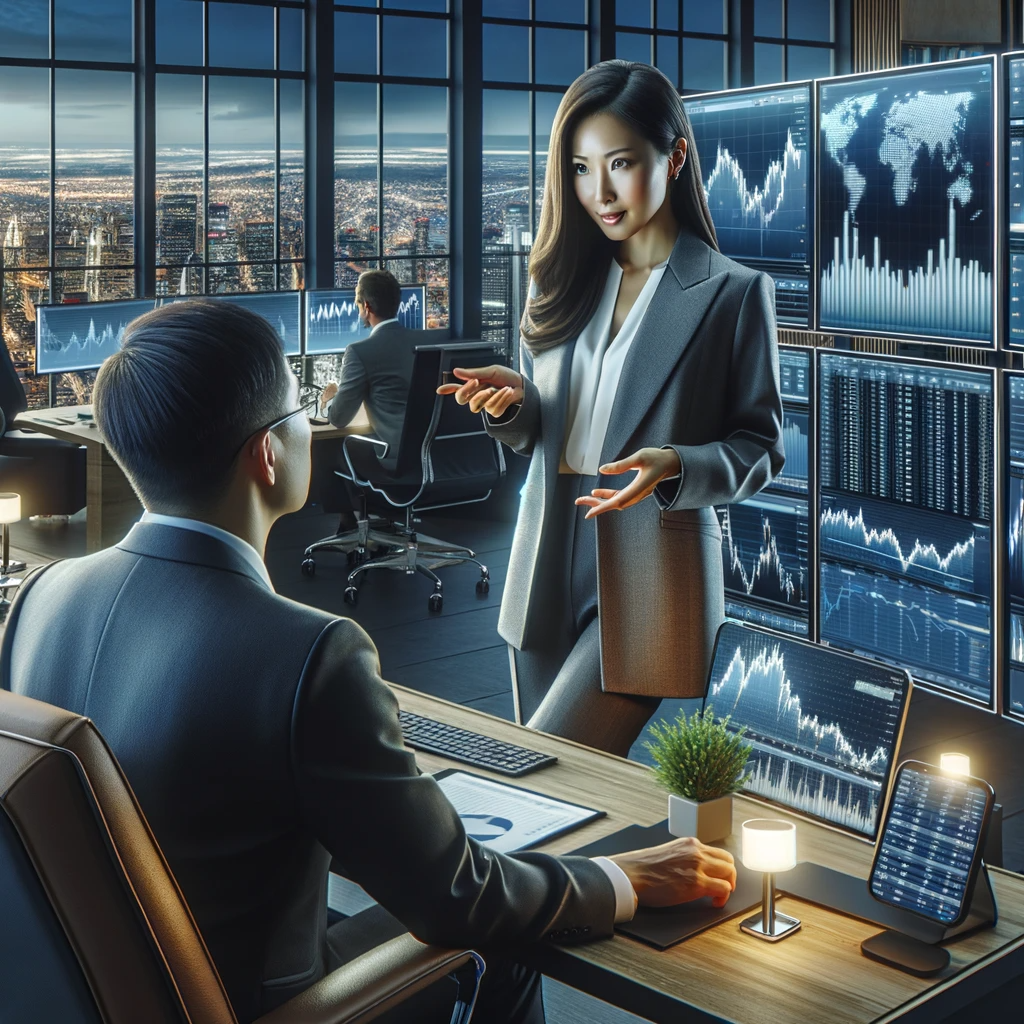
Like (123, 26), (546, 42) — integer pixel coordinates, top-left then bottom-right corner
(816, 58), (995, 345)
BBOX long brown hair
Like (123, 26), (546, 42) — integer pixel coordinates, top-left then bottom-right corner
(522, 60), (719, 354)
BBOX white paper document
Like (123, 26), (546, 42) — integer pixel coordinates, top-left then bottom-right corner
(437, 771), (601, 854)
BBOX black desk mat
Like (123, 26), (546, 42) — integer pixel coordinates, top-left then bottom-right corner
(572, 820), (762, 949)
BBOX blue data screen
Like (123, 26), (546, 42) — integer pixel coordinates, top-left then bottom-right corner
(871, 766), (989, 924)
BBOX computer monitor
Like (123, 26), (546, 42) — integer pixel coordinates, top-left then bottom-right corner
(36, 298), (162, 376)
(1003, 372), (1024, 719)
(193, 291), (303, 357)
(817, 352), (995, 706)
(685, 82), (813, 328)
(704, 621), (911, 839)
(1004, 53), (1024, 347)
(304, 286), (426, 356)
(816, 56), (996, 346)
(718, 346), (813, 637)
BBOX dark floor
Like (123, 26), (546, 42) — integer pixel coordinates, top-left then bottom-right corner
(7, 504), (1024, 1021)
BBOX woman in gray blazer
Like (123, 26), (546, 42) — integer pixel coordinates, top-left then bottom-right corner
(440, 61), (785, 756)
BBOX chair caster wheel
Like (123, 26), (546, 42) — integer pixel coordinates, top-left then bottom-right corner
(428, 593), (443, 614)
(344, 586), (359, 607)
(301, 558), (316, 577)
(475, 579), (489, 595)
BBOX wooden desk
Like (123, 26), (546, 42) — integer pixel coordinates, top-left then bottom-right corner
(13, 404), (372, 553)
(390, 685), (1024, 1024)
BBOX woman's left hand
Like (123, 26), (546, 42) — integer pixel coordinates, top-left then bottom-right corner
(575, 447), (682, 519)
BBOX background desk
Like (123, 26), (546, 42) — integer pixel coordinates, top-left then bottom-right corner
(390, 684), (1024, 1024)
(12, 404), (372, 553)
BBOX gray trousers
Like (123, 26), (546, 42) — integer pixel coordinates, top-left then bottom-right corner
(510, 473), (660, 758)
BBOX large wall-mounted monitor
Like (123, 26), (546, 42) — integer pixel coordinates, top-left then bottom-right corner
(1004, 53), (1024, 346)
(305, 286), (426, 356)
(1004, 372), (1024, 719)
(718, 346), (813, 637)
(816, 57), (996, 346)
(705, 621), (911, 839)
(687, 82), (813, 328)
(36, 298), (159, 376)
(817, 352), (995, 707)
(195, 291), (303, 357)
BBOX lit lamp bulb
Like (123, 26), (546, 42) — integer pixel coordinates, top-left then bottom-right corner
(739, 819), (801, 942)
(940, 752), (971, 776)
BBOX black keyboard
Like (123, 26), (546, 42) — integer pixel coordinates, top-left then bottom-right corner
(398, 710), (557, 777)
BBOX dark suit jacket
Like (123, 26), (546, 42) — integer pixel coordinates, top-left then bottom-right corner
(487, 229), (784, 699)
(328, 322), (435, 464)
(0, 523), (615, 1022)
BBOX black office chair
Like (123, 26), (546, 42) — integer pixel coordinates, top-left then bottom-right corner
(0, 688), (485, 1024)
(300, 342), (506, 614)
(0, 339), (86, 519)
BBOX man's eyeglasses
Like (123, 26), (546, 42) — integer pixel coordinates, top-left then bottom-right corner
(232, 407), (306, 461)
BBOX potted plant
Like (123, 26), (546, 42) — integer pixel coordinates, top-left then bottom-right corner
(644, 704), (753, 843)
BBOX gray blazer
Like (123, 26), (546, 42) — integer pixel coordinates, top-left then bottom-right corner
(487, 229), (784, 699)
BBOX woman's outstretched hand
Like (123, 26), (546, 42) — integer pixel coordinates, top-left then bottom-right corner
(576, 447), (682, 518)
(436, 365), (525, 418)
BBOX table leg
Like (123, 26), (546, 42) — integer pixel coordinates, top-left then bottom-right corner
(86, 444), (142, 553)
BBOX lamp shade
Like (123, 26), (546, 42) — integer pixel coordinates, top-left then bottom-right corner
(0, 492), (21, 525)
(741, 819), (797, 873)
(940, 752), (971, 776)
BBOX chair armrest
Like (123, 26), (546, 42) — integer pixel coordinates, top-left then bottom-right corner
(341, 434), (390, 484)
(252, 933), (484, 1024)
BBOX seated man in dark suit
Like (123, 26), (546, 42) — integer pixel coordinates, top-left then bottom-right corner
(1, 300), (736, 1024)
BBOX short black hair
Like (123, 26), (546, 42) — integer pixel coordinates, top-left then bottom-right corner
(357, 269), (402, 320)
(94, 299), (293, 508)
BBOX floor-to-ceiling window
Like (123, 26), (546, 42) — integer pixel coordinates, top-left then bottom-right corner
(754, 0), (835, 84)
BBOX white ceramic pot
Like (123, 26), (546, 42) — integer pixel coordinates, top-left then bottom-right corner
(667, 793), (733, 844)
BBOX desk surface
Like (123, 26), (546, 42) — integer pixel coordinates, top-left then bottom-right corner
(13, 403), (372, 445)
(390, 685), (1024, 1024)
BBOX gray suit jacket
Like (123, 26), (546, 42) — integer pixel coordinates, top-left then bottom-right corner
(487, 229), (784, 699)
(327, 322), (434, 463)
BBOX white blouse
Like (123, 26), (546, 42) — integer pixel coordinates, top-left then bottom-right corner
(561, 256), (669, 475)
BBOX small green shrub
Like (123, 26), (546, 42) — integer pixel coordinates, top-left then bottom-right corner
(644, 704), (753, 803)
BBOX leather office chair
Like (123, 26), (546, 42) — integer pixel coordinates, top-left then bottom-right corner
(301, 343), (506, 614)
(0, 688), (484, 1024)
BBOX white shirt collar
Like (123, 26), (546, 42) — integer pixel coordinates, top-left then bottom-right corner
(140, 511), (274, 591)
(370, 317), (400, 335)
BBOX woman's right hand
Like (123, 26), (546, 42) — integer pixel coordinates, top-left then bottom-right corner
(436, 364), (525, 418)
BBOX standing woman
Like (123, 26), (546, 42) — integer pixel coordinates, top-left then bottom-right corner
(439, 61), (784, 756)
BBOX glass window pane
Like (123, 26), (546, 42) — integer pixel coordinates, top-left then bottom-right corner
(156, 75), (203, 288)
(279, 6), (304, 72)
(483, 24), (528, 83)
(383, 255), (448, 330)
(0, 66), (51, 268)
(209, 2), (275, 70)
(336, 12), (378, 75)
(483, 90), (530, 246)
(682, 37), (724, 92)
(54, 70), (134, 280)
(615, 32), (651, 65)
(535, 0), (586, 22)
(3, 273), (49, 405)
(383, 85), (447, 254)
(535, 28), (585, 87)
(754, 41), (783, 85)
(280, 79), (304, 267)
(0, 0), (48, 59)
(754, 0), (783, 37)
(616, 0), (650, 28)
(656, 0), (678, 31)
(208, 77), (275, 292)
(383, 15), (447, 78)
(656, 34), (679, 88)
(534, 91), (562, 235)
(335, 257), (378, 290)
(383, 0), (447, 9)
(341, 0), (377, 6)
(155, 0), (203, 65)
(788, 0), (832, 41)
(683, 0), (725, 34)
(787, 43), (831, 80)
(483, 0), (528, 16)
(335, 82), (379, 260)
(55, 0), (133, 62)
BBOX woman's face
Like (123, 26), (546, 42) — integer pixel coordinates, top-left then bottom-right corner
(571, 111), (685, 240)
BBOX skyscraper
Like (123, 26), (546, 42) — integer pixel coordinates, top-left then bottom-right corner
(157, 194), (199, 269)
(207, 202), (240, 293)
(414, 216), (430, 282)
(243, 220), (276, 291)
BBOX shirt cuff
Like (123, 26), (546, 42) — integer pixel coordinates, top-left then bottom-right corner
(591, 857), (638, 923)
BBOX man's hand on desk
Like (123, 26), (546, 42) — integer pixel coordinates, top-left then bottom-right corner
(610, 837), (737, 909)
(320, 381), (339, 413)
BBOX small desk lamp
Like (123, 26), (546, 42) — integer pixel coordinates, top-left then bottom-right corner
(940, 752), (971, 776)
(0, 492), (24, 604)
(739, 819), (801, 941)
